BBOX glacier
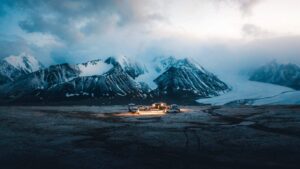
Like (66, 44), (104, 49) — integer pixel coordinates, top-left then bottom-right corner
(197, 75), (300, 105)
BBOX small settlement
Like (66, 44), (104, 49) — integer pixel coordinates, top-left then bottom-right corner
(128, 102), (180, 114)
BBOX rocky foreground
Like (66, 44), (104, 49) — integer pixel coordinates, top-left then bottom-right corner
(0, 105), (299, 169)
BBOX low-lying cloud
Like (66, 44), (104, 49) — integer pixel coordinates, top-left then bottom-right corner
(0, 0), (299, 75)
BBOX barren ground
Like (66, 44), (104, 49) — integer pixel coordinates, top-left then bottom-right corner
(0, 105), (299, 169)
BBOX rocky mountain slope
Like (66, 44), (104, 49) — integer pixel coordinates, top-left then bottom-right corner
(153, 58), (229, 100)
(45, 65), (151, 102)
(250, 61), (300, 90)
(0, 53), (43, 85)
(105, 56), (147, 79)
(0, 63), (80, 102)
(0, 55), (229, 104)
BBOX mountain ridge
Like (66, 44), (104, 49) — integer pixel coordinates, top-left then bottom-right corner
(0, 55), (230, 104)
(250, 61), (300, 90)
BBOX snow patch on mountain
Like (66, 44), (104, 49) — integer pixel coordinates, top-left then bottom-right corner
(4, 53), (43, 73)
(135, 71), (159, 89)
(153, 56), (177, 73)
(0, 53), (43, 85)
(136, 56), (184, 89)
(105, 55), (147, 79)
(135, 56), (179, 89)
(78, 59), (113, 77)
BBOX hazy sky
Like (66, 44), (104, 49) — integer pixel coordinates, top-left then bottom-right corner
(0, 0), (300, 74)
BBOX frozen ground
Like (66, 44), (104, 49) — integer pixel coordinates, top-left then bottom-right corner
(0, 105), (299, 169)
(198, 76), (300, 105)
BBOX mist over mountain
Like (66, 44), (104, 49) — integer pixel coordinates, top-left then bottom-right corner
(1, 2), (300, 169)
(0, 54), (230, 104)
(1, 0), (300, 105)
(250, 61), (300, 90)
(0, 53), (44, 85)
(1, 0), (300, 77)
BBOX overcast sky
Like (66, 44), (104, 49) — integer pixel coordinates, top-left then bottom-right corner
(0, 0), (300, 74)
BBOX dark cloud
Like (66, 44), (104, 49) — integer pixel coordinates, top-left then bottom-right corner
(0, 34), (31, 58)
(18, 14), (85, 42)
(13, 0), (118, 42)
(0, 0), (299, 74)
(0, 33), (59, 64)
(1, 0), (166, 43)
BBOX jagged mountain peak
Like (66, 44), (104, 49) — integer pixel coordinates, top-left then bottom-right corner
(172, 58), (200, 69)
(150, 56), (230, 99)
(80, 59), (104, 66)
(105, 55), (129, 66)
(153, 56), (207, 74)
(153, 62), (229, 99)
(153, 56), (177, 73)
(4, 53), (43, 73)
(77, 59), (113, 77)
(104, 56), (120, 66)
(0, 53), (44, 85)
(105, 55), (147, 79)
(0, 55), (230, 104)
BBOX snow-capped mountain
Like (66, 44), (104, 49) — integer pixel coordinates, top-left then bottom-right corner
(0, 57), (150, 103)
(3, 59), (116, 99)
(249, 61), (300, 90)
(105, 56), (147, 79)
(4, 53), (43, 73)
(135, 56), (210, 89)
(153, 58), (229, 99)
(153, 56), (178, 73)
(0, 63), (80, 101)
(0, 53), (43, 85)
(45, 65), (150, 101)
(0, 55), (230, 104)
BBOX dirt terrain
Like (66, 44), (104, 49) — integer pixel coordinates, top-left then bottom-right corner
(0, 105), (299, 169)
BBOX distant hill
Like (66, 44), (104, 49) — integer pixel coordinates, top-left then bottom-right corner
(250, 61), (300, 90)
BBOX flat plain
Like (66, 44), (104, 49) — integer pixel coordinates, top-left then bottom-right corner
(0, 105), (299, 169)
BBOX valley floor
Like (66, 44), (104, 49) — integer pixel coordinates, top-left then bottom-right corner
(0, 105), (299, 169)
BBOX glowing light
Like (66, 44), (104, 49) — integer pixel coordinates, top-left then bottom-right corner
(114, 110), (167, 117)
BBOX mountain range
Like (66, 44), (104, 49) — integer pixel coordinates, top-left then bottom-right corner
(250, 61), (300, 90)
(0, 54), (229, 104)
